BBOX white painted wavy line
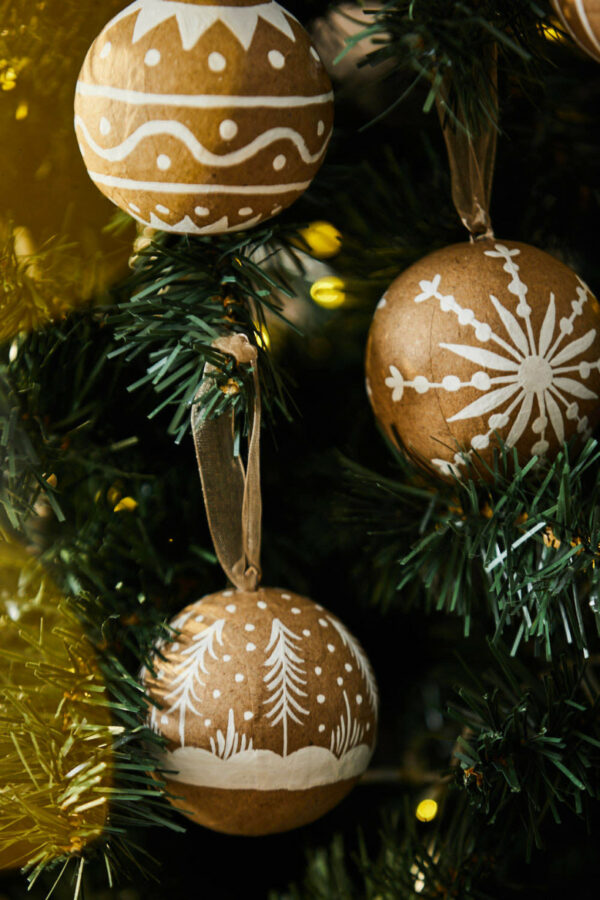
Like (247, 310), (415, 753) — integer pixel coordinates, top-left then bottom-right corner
(76, 81), (334, 109)
(75, 116), (330, 166)
(88, 171), (310, 194)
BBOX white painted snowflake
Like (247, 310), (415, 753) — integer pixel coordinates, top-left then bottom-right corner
(383, 243), (600, 477)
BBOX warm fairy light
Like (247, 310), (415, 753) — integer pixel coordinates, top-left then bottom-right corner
(542, 22), (565, 43)
(310, 276), (347, 309)
(15, 100), (28, 120)
(255, 323), (271, 350)
(416, 798), (439, 822)
(298, 221), (342, 259)
(113, 496), (138, 513)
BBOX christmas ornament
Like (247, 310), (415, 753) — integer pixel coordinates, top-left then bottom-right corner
(74, 0), (334, 235)
(144, 334), (378, 834)
(365, 239), (600, 479)
(552, 0), (600, 63)
(143, 586), (377, 835)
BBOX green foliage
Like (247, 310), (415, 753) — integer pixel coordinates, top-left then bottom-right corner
(342, 438), (600, 659)
(451, 642), (600, 855)
(109, 229), (301, 442)
(343, 0), (554, 134)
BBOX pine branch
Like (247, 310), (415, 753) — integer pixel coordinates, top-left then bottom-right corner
(340, 437), (600, 659)
(450, 641), (600, 855)
(342, 0), (555, 135)
(108, 228), (303, 442)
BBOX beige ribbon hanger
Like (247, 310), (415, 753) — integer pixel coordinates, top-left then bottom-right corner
(191, 333), (262, 593)
(436, 46), (499, 241)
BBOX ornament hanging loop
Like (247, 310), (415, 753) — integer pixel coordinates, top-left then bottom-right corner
(436, 45), (498, 241)
(192, 333), (262, 593)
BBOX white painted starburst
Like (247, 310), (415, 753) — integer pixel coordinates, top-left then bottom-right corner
(383, 243), (600, 477)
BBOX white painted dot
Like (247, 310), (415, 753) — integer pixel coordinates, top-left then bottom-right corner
(246, 642), (256, 652)
(209, 51), (226, 72)
(318, 724), (325, 733)
(317, 120), (325, 136)
(129, 203), (141, 213)
(319, 618), (328, 628)
(100, 42), (112, 59)
(157, 154), (171, 170)
(273, 154), (287, 171)
(302, 629), (311, 637)
(226, 604), (237, 613)
(235, 673), (244, 683)
(195, 206), (210, 217)
(317, 694), (326, 704)
(223, 590), (234, 597)
(244, 711), (254, 721)
(171, 643), (180, 652)
(257, 600), (267, 609)
(161, 715), (168, 725)
(291, 607), (301, 615)
(245, 623), (255, 632)
(271, 205), (283, 215)
(337, 677), (344, 686)
(268, 49), (285, 69)
(156, 204), (170, 215)
(100, 117), (111, 136)
(281, 593), (291, 600)
(195, 615), (205, 622)
(213, 689), (221, 699)
(345, 663), (352, 672)
(366, 722), (371, 731)
(239, 207), (254, 217)
(327, 643), (335, 653)
(223, 654), (232, 662)
(204, 718), (212, 727)
(356, 694), (363, 705)
(316, 604), (323, 610)
(219, 119), (238, 140)
(310, 46), (320, 61)
(145, 48), (161, 66)
(315, 666), (322, 675)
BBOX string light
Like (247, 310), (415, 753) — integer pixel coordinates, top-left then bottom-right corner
(310, 276), (347, 309)
(298, 221), (342, 259)
(415, 798), (439, 822)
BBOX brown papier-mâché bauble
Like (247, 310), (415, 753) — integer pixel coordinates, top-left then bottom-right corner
(74, 0), (334, 235)
(365, 239), (600, 480)
(552, 0), (600, 63)
(143, 587), (378, 835)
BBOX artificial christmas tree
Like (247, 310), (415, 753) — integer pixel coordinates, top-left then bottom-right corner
(2, 1), (600, 898)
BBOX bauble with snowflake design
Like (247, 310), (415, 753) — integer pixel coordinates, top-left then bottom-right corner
(143, 586), (378, 835)
(365, 240), (600, 479)
(74, 0), (333, 235)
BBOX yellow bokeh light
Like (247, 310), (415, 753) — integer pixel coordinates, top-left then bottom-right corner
(416, 798), (439, 822)
(310, 276), (347, 309)
(298, 221), (342, 259)
(15, 100), (28, 120)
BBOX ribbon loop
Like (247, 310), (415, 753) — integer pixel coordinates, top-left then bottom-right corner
(436, 47), (498, 241)
(192, 333), (262, 593)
